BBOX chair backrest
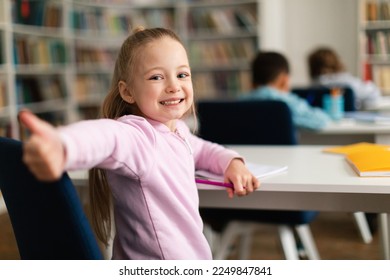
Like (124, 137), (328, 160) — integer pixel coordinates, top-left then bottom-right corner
(197, 100), (297, 145)
(0, 137), (103, 260)
(197, 100), (318, 230)
(292, 86), (356, 112)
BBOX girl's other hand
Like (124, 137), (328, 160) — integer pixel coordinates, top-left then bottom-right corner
(18, 110), (66, 181)
(224, 158), (260, 198)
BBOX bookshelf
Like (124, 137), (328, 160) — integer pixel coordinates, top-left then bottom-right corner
(184, 0), (259, 99)
(359, 0), (390, 97)
(0, 0), (261, 139)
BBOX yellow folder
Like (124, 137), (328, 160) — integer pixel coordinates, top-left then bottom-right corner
(323, 142), (390, 155)
(324, 142), (390, 177)
(346, 149), (390, 177)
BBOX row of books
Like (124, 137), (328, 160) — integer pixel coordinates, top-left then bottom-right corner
(0, 80), (6, 108)
(188, 39), (255, 67)
(365, 30), (390, 56)
(14, 37), (67, 65)
(11, 0), (62, 27)
(0, 37), (3, 64)
(14, 43), (118, 67)
(193, 70), (251, 99)
(372, 65), (390, 93)
(364, 0), (390, 21)
(15, 76), (65, 105)
(0, 122), (11, 138)
(187, 6), (257, 34)
(75, 47), (117, 66)
(77, 106), (100, 120)
(71, 8), (174, 34)
(75, 74), (111, 102)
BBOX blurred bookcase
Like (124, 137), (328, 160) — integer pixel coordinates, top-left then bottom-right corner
(359, 0), (390, 97)
(182, 0), (260, 99)
(0, 0), (260, 139)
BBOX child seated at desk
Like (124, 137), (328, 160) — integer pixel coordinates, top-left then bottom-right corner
(240, 51), (331, 130)
(307, 47), (382, 110)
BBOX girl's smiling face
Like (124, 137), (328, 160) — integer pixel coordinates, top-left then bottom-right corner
(120, 36), (193, 131)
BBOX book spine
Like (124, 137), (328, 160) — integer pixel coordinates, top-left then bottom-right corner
(0, 80), (6, 108)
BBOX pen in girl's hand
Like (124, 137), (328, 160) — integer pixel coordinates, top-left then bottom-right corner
(195, 178), (234, 189)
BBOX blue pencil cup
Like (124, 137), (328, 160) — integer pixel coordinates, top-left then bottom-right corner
(323, 94), (344, 120)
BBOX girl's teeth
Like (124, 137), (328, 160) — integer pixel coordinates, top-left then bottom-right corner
(162, 100), (181, 105)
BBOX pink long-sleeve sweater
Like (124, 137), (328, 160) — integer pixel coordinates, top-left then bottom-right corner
(59, 115), (240, 259)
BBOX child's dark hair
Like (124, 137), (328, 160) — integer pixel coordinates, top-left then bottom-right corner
(307, 47), (345, 80)
(251, 51), (289, 87)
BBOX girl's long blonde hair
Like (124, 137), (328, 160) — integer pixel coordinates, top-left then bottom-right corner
(89, 27), (196, 245)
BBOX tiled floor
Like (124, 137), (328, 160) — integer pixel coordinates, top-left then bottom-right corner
(0, 211), (381, 260)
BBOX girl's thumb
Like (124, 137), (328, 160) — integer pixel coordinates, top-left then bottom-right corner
(18, 110), (53, 137)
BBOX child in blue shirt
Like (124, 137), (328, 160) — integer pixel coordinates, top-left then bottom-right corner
(240, 51), (331, 130)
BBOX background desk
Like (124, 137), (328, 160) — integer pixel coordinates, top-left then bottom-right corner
(197, 145), (390, 259)
(299, 120), (390, 145)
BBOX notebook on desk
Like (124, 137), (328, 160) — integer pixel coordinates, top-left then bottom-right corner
(195, 162), (288, 188)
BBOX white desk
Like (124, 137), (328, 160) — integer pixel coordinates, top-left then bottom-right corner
(197, 145), (390, 259)
(69, 145), (390, 259)
(299, 119), (390, 145)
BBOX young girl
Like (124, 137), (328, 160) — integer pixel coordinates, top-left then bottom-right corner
(18, 27), (260, 260)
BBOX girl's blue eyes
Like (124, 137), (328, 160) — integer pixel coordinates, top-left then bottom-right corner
(178, 73), (189, 78)
(149, 73), (189, 80)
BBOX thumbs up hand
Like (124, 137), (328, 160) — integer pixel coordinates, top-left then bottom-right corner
(18, 110), (65, 181)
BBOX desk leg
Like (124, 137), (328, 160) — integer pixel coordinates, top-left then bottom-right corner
(379, 213), (390, 259)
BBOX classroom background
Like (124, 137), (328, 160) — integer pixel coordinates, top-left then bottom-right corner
(0, 0), (371, 139)
(0, 0), (388, 260)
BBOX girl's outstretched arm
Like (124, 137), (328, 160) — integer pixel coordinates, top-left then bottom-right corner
(224, 158), (260, 198)
(18, 110), (66, 181)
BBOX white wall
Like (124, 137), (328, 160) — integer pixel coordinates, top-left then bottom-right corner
(261, 0), (358, 86)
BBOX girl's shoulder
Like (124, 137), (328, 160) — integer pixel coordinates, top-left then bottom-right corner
(116, 115), (158, 131)
(117, 115), (192, 136)
(117, 114), (148, 124)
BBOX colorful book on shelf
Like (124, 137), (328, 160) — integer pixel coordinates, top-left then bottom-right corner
(0, 81), (6, 108)
(195, 162), (288, 188)
(346, 149), (390, 177)
(323, 142), (390, 155)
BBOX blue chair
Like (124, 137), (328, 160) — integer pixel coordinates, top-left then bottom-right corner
(292, 86), (356, 112)
(0, 137), (103, 260)
(196, 100), (320, 260)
